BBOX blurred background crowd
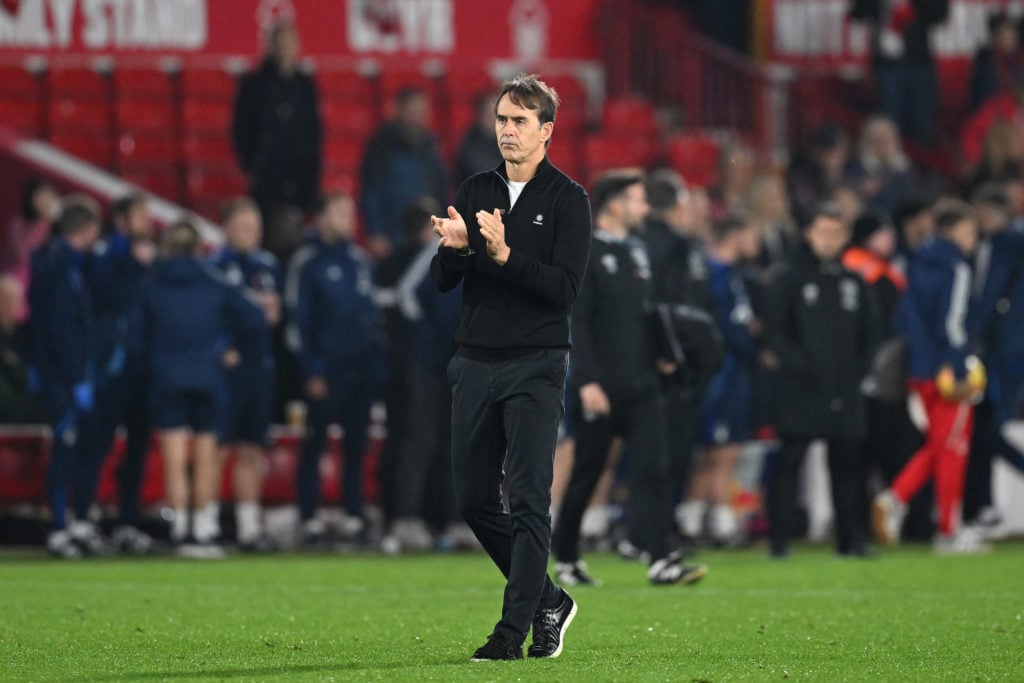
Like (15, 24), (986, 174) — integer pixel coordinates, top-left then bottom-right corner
(1, 0), (1023, 559)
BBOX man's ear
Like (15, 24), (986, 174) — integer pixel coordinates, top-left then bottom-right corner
(540, 121), (554, 143)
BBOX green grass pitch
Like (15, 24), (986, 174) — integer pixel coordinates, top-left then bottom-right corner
(2, 543), (1023, 681)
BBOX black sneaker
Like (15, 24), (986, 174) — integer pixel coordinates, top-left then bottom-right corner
(528, 590), (577, 658)
(554, 560), (601, 586)
(648, 551), (708, 585)
(470, 632), (523, 661)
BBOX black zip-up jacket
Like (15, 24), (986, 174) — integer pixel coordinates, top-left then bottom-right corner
(764, 245), (881, 439)
(571, 232), (658, 394)
(430, 158), (592, 360)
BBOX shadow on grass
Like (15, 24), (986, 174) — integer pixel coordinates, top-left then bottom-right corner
(56, 656), (472, 681)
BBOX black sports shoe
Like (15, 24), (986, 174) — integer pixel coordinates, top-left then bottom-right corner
(470, 632), (523, 661)
(648, 551), (708, 585)
(528, 590), (577, 658)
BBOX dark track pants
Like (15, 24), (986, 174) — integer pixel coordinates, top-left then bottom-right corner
(447, 350), (566, 645)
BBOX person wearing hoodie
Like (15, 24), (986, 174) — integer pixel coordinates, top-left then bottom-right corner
(359, 87), (448, 260)
(141, 219), (266, 557)
(873, 200), (988, 554)
(763, 203), (880, 558)
(232, 21), (321, 261)
(290, 192), (386, 547)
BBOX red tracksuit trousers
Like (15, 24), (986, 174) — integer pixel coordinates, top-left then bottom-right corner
(891, 380), (975, 536)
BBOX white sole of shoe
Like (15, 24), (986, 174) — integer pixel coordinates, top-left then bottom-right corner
(547, 600), (577, 659)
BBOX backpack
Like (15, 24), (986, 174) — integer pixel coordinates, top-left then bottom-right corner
(649, 302), (724, 398)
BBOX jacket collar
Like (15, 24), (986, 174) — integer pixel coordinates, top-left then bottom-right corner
(493, 156), (554, 185)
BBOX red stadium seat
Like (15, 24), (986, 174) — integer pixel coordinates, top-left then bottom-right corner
(182, 99), (233, 134)
(47, 66), (110, 96)
(113, 67), (174, 96)
(665, 134), (720, 187)
(183, 133), (236, 165)
(583, 134), (658, 179)
(316, 68), (374, 104)
(122, 167), (181, 199)
(47, 97), (112, 131)
(602, 97), (660, 136)
(0, 65), (44, 136)
(325, 136), (364, 176)
(115, 98), (176, 133)
(48, 131), (113, 167)
(181, 67), (239, 97)
(322, 99), (375, 138)
(117, 134), (180, 165)
(186, 165), (248, 204)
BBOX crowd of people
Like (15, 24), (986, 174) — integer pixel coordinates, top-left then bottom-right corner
(2, 18), (1024, 565)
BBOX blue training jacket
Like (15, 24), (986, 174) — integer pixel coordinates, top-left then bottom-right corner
(291, 238), (384, 380)
(897, 237), (973, 381)
(141, 257), (265, 393)
(89, 232), (151, 370)
(27, 239), (97, 415)
(209, 246), (280, 367)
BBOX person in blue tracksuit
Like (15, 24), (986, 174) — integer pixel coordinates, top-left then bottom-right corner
(963, 183), (1024, 527)
(28, 200), (102, 558)
(292, 192), (386, 546)
(89, 193), (158, 554)
(141, 219), (266, 556)
(210, 198), (282, 551)
(684, 216), (760, 545)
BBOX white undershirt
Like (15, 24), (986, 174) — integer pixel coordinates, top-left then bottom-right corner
(507, 180), (527, 209)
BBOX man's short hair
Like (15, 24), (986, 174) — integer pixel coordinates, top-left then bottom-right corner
(645, 169), (686, 213)
(161, 218), (200, 257)
(933, 199), (973, 234)
(590, 170), (645, 217)
(709, 214), (751, 244)
(970, 182), (1010, 211)
(313, 191), (351, 217)
(56, 201), (100, 237)
(496, 73), (560, 125)
(111, 192), (147, 221)
(808, 200), (846, 226)
(395, 86), (428, 108)
(220, 196), (260, 225)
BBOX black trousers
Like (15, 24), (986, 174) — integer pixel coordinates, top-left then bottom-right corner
(553, 384), (670, 563)
(447, 350), (566, 645)
(663, 385), (700, 506)
(766, 437), (866, 555)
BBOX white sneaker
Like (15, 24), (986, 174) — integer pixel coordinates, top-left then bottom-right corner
(555, 560), (600, 586)
(389, 518), (434, 552)
(439, 522), (481, 551)
(69, 520), (113, 556)
(675, 500), (707, 539)
(871, 490), (906, 547)
(46, 529), (82, 559)
(709, 505), (739, 543)
(933, 528), (992, 556)
(112, 525), (155, 555)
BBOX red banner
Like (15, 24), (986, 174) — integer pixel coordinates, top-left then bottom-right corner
(0, 0), (600, 64)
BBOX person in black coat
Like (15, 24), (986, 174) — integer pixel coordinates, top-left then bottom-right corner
(232, 22), (322, 261)
(763, 203), (881, 558)
(849, 0), (949, 145)
(553, 170), (707, 587)
(639, 170), (714, 517)
(141, 220), (266, 556)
